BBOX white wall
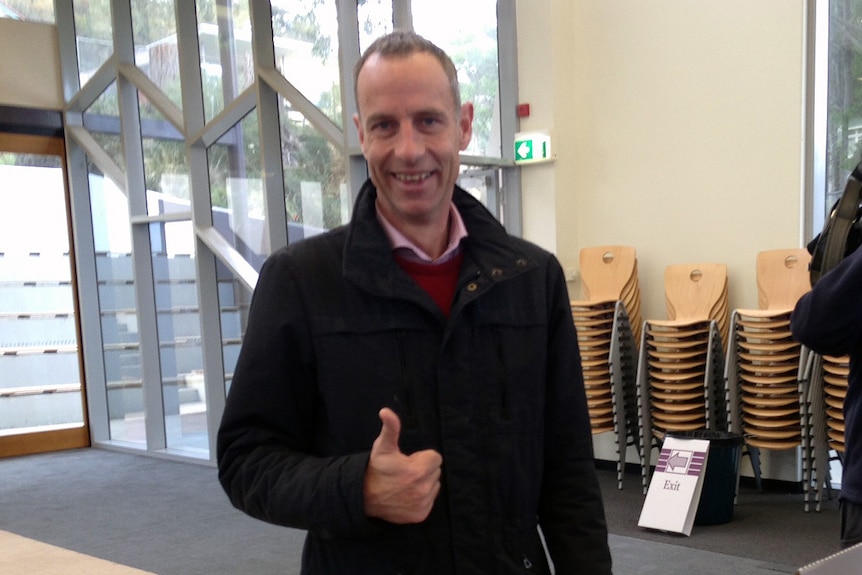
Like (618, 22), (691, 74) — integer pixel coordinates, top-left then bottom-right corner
(0, 19), (62, 109)
(517, 0), (808, 480)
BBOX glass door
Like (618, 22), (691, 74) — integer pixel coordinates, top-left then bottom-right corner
(0, 133), (90, 457)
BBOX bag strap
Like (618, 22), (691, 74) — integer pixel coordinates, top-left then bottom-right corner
(810, 161), (862, 286)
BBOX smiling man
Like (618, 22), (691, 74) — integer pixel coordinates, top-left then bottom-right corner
(217, 30), (612, 574)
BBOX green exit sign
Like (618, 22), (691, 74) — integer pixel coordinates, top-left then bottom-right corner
(514, 131), (553, 164)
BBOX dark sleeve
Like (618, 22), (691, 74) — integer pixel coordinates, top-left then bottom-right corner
(791, 246), (862, 357)
(537, 256), (613, 574)
(216, 252), (376, 539)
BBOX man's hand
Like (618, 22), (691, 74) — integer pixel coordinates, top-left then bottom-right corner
(363, 407), (442, 524)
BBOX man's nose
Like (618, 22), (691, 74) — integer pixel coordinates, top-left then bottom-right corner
(394, 122), (424, 160)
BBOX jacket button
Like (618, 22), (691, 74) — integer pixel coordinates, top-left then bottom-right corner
(516, 258), (528, 267)
(467, 282), (478, 292)
(491, 268), (503, 278)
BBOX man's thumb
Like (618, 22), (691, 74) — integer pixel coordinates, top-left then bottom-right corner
(375, 407), (402, 454)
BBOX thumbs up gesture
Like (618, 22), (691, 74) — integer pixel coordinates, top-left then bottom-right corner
(363, 407), (443, 524)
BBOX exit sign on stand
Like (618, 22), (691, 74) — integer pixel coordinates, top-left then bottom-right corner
(514, 131), (553, 165)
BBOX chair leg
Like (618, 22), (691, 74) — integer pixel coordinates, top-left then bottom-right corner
(747, 445), (763, 493)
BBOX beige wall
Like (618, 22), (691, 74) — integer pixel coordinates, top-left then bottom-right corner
(517, 0), (806, 324)
(516, 0), (808, 478)
(0, 19), (62, 110)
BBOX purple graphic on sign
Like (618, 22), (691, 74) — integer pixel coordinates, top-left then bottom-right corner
(655, 448), (706, 476)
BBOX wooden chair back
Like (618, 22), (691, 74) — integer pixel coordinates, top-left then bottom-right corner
(756, 248), (812, 311)
(580, 245), (637, 302)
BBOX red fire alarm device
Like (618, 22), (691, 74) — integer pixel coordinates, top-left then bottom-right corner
(517, 103), (530, 118)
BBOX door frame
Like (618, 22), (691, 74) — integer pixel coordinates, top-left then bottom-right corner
(0, 132), (91, 458)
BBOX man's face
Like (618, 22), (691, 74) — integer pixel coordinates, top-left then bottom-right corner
(353, 51), (473, 230)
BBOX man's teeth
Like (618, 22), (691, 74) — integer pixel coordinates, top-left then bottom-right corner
(395, 172), (431, 182)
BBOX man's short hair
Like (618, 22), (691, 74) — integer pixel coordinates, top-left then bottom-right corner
(353, 30), (461, 114)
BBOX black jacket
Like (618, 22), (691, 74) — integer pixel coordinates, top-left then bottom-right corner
(791, 245), (862, 505)
(217, 180), (612, 574)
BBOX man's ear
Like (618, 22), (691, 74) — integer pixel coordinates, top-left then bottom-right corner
(353, 113), (365, 148)
(459, 103), (474, 151)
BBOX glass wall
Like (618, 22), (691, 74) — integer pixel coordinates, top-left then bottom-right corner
(56, 0), (519, 462)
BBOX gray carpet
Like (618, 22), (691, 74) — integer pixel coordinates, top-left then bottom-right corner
(0, 448), (842, 574)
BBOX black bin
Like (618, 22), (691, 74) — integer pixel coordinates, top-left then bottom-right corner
(667, 430), (744, 525)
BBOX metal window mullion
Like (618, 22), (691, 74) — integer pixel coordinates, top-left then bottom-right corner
(250, 1), (288, 252)
(113, 0), (167, 451)
(337, 0), (367, 199)
(496, 0), (522, 236)
(65, 126), (112, 443)
(394, 0), (412, 30)
(175, 0), (227, 461)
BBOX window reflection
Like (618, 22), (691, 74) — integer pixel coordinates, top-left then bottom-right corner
(73, 0), (113, 88)
(140, 95), (190, 216)
(149, 221), (207, 453)
(131, 0), (183, 110)
(278, 97), (349, 240)
(0, 1), (54, 22)
(218, 269), (252, 396)
(83, 83), (126, 170)
(412, 0), (501, 158)
(208, 110), (268, 270)
(271, 0), (342, 128)
(0, 154), (82, 434)
(197, 0), (254, 123)
(88, 164), (145, 444)
(358, 0), (393, 53)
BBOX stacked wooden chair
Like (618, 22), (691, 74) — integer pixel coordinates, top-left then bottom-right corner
(821, 355), (849, 456)
(803, 350), (850, 511)
(724, 249), (820, 509)
(636, 262), (729, 493)
(570, 245), (642, 489)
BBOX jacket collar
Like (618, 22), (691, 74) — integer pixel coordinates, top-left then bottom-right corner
(343, 179), (536, 296)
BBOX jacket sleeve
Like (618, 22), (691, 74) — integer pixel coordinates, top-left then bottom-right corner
(791, 246), (862, 357)
(216, 252), (377, 540)
(537, 257), (614, 574)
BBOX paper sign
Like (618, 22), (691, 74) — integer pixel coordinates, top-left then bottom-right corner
(638, 436), (710, 536)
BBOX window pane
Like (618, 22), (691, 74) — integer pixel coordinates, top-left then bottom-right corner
(149, 222), (207, 454)
(271, 0), (342, 128)
(826, 1), (862, 218)
(358, 0), (392, 53)
(83, 82), (126, 171)
(131, 0), (183, 110)
(208, 110), (268, 270)
(218, 267), (252, 396)
(0, 0), (54, 22)
(197, 0), (254, 123)
(74, 0), (114, 87)
(89, 163), (145, 444)
(279, 97), (350, 239)
(412, 0), (501, 158)
(140, 96), (190, 216)
(0, 155), (83, 434)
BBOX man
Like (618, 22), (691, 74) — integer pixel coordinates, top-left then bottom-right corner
(217, 30), (612, 574)
(791, 244), (862, 549)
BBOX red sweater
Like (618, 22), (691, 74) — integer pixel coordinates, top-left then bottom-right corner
(395, 252), (464, 317)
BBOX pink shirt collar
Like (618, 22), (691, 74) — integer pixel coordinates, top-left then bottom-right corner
(375, 201), (468, 263)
